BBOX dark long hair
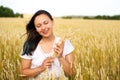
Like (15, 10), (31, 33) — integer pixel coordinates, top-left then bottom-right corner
(22, 10), (53, 55)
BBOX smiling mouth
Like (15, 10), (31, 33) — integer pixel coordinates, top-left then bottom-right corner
(42, 28), (48, 34)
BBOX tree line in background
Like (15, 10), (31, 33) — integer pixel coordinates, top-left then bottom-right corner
(83, 15), (120, 20)
(0, 6), (23, 18)
(1, 5), (120, 20)
(62, 15), (120, 20)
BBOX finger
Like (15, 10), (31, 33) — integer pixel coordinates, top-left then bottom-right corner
(46, 63), (52, 68)
(55, 46), (60, 51)
(56, 42), (64, 49)
(49, 57), (54, 60)
(49, 58), (54, 62)
(56, 44), (60, 48)
(45, 58), (54, 64)
(59, 39), (64, 45)
(54, 48), (60, 54)
(47, 65), (52, 68)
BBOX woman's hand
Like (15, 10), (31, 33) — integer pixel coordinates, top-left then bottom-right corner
(54, 40), (64, 59)
(41, 57), (54, 70)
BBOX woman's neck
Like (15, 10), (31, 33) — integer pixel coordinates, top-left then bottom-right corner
(41, 35), (55, 43)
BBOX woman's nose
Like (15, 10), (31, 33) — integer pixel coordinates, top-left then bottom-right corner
(41, 25), (45, 30)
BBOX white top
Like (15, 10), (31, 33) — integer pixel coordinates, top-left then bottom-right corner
(20, 37), (74, 79)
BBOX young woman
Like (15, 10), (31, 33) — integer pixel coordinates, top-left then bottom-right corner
(20, 10), (76, 80)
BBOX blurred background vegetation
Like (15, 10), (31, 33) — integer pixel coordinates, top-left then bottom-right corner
(0, 6), (23, 18)
(1, 5), (120, 20)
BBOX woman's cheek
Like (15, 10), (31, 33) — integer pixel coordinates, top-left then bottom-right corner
(36, 28), (41, 33)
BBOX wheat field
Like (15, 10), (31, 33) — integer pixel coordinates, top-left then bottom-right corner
(0, 18), (120, 80)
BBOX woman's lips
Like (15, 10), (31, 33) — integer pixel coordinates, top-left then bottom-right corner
(42, 28), (48, 34)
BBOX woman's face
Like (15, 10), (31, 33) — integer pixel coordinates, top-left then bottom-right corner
(34, 14), (54, 38)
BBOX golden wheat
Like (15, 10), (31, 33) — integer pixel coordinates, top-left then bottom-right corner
(0, 18), (120, 80)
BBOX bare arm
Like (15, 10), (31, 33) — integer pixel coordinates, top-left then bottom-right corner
(54, 40), (76, 77)
(20, 59), (45, 77)
(58, 53), (76, 77)
(20, 57), (54, 77)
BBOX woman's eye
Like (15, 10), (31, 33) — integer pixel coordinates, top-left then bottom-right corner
(36, 25), (41, 28)
(44, 21), (48, 24)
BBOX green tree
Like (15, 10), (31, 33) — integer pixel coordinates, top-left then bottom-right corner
(0, 5), (23, 18)
(0, 6), (15, 17)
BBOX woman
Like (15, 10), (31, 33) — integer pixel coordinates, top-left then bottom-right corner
(20, 10), (76, 80)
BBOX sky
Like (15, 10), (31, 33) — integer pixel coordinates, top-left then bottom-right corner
(0, 0), (120, 17)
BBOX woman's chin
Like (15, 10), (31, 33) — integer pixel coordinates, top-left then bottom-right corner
(42, 34), (50, 38)
(41, 33), (53, 38)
